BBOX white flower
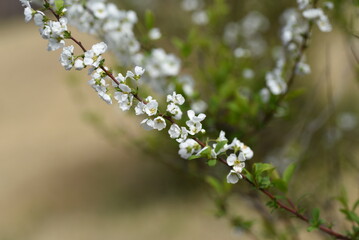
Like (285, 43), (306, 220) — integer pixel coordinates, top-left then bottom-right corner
(303, 8), (324, 19)
(20, 0), (31, 8)
(317, 15), (332, 32)
(92, 42), (108, 55)
(141, 118), (154, 130)
(266, 71), (287, 95)
(115, 73), (126, 83)
(60, 45), (74, 70)
(87, 2), (108, 19)
(176, 127), (189, 143)
(303, 8), (332, 32)
(144, 99), (158, 116)
(217, 131), (227, 142)
(186, 110), (206, 135)
(192, 10), (208, 25)
(74, 59), (85, 70)
(168, 124), (181, 139)
(296, 62), (311, 75)
(227, 153), (246, 172)
(190, 100), (208, 114)
(47, 38), (65, 51)
(114, 91), (133, 111)
(149, 28), (161, 40)
(297, 0), (309, 10)
(181, 0), (202, 11)
(167, 103), (183, 120)
(242, 145), (254, 160)
(167, 92), (185, 105)
(186, 121), (203, 135)
(178, 139), (201, 159)
(134, 66), (145, 77)
(118, 83), (131, 93)
(227, 170), (243, 184)
(33, 12), (45, 27)
(24, 7), (33, 22)
(135, 101), (146, 115)
(152, 117), (166, 131)
(259, 88), (270, 103)
(187, 110), (206, 122)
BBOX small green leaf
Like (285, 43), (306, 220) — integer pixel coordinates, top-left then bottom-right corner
(207, 159), (217, 167)
(205, 176), (222, 195)
(253, 163), (275, 176)
(283, 163), (296, 184)
(144, 10), (154, 29)
(54, 0), (64, 11)
(215, 140), (228, 153)
(272, 179), (288, 192)
(188, 146), (212, 160)
(188, 155), (202, 160)
(353, 200), (359, 211)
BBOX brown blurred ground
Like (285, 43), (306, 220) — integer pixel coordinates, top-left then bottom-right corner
(0, 18), (250, 240)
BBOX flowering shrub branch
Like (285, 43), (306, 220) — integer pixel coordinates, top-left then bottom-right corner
(20, 0), (359, 239)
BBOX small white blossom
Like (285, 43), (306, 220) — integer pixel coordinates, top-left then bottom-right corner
(259, 88), (270, 103)
(187, 110), (206, 122)
(178, 139), (201, 159)
(134, 66), (145, 76)
(168, 124), (181, 139)
(176, 127), (189, 143)
(74, 59), (85, 70)
(24, 7), (33, 22)
(141, 118), (154, 130)
(192, 11), (208, 25)
(167, 103), (183, 120)
(60, 45), (74, 70)
(167, 92), (185, 105)
(144, 99), (158, 116)
(242, 145), (254, 160)
(190, 100), (207, 113)
(227, 170), (243, 184)
(135, 101), (146, 115)
(266, 71), (287, 95)
(114, 91), (133, 111)
(297, 0), (309, 10)
(33, 12), (45, 27)
(152, 117), (166, 131)
(227, 153), (246, 172)
(149, 28), (161, 40)
(92, 42), (108, 56)
(87, 2), (108, 19)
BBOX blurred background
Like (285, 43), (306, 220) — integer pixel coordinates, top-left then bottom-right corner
(1, 0), (359, 239)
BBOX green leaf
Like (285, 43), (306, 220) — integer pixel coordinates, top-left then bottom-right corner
(205, 176), (222, 195)
(353, 200), (359, 211)
(63, 31), (72, 39)
(272, 179), (288, 193)
(188, 146), (212, 160)
(243, 169), (254, 183)
(215, 140), (228, 153)
(188, 155), (202, 160)
(54, 0), (64, 11)
(207, 159), (217, 167)
(341, 209), (359, 224)
(144, 10), (154, 29)
(253, 163), (275, 176)
(282, 163), (296, 184)
(307, 208), (324, 232)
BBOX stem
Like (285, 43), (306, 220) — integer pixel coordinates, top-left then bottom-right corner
(242, 176), (351, 240)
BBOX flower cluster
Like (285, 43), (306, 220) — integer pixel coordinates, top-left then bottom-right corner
(259, 0), (332, 97)
(27, 0), (347, 185)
